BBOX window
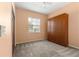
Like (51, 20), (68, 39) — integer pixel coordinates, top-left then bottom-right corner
(28, 17), (40, 32)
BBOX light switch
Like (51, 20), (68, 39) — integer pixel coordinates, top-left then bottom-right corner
(0, 25), (1, 36)
(0, 25), (6, 37)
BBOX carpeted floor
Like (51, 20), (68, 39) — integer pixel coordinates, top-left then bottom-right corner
(14, 40), (79, 57)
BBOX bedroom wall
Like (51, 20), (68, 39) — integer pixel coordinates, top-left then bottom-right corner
(48, 3), (79, 48)
(15, 7), (48, 44)
(0, 3), (12, 56)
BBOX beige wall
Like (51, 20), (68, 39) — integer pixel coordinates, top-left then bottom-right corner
(15, 7), (48, 44)
(0, 3), (12, 56)
(48, 3), (79, 48)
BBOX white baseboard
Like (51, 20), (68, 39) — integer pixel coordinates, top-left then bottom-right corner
(69, 44), (79, 49)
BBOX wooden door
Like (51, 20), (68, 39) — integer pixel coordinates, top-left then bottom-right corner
(12, 7), (15, 56)
(48, 13), (68, 46)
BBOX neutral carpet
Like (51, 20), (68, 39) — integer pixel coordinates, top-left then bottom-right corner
(14, 40), (79, 57)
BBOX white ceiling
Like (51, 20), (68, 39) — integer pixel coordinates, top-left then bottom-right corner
(15, 2), (70, 15)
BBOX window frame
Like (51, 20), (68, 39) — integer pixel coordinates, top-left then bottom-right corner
(28, 17), (40, 33)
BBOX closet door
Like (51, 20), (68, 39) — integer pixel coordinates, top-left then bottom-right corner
(48, 13), (68, 46)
